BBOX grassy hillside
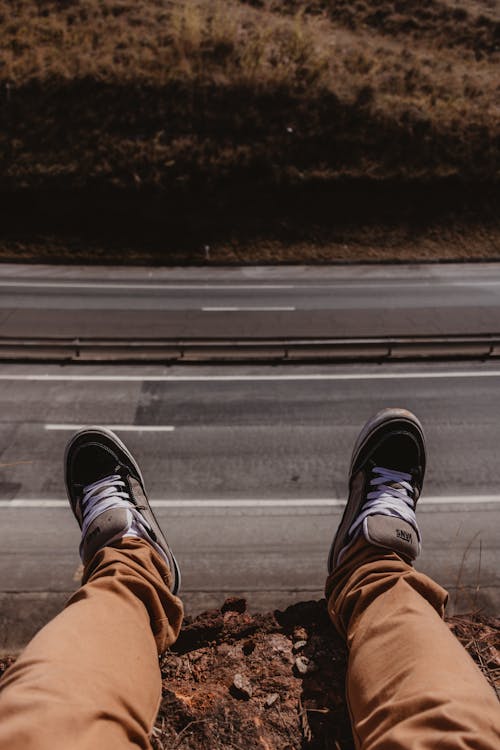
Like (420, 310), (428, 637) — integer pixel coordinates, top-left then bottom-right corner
(0, 0), (499, 262)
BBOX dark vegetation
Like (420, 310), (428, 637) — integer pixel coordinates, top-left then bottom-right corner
(0, 0), (499, 262)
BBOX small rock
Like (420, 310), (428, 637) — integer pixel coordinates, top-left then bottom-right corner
(292, 640), (307, 653)
(268, 634), (290, 655)
(222, 597), (247, 614)
(294, 656), (317, 675)
(264, 693), (279, 708)
(232, 673), (253, 699)
(293, 627), (308, 641)
(294, 656), (309, 675)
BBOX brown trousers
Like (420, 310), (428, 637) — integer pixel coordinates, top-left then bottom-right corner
(0, 539), (183, 750)
(326, 540), (500, 748)
(0, 538), (498, 749)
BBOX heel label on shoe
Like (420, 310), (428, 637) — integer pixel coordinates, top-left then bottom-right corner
(396, 528), (412, 543)
(363, 515), (420, 560)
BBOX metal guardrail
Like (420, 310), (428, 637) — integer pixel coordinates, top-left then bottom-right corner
(0, 335), (499, 363)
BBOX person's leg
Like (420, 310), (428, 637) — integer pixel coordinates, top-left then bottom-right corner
(327, 540), (500, 749)
(0, 427), (183, 750)
(0, 539), (182, 750)
(326, 409), (500, 750)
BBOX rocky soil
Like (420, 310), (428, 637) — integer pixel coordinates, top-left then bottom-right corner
(1, 598), (498, 749)
(154, 598), (498, 749)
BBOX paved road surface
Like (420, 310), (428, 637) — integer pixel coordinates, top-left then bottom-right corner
(0, 361), (498, 649)
(1, 263), (500, 338)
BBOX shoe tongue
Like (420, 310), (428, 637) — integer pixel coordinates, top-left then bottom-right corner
(363, 515), (420, 561)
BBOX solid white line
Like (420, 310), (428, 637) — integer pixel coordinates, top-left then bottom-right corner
(0, 281), (295, 291)
(44, 424), (175, 432)
(0, 371), (499, 382)
(202, 307), (295, 312)
(419, 495), (500, 505)
(451, 280), (500, 287)
(2, 280), (499, 290)
(0, 496), (498, 509)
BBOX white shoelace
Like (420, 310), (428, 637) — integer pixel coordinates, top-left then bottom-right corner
(81, 474), (132, 537)
(80, 473), (156, 558)
(348, 466), (420, 540)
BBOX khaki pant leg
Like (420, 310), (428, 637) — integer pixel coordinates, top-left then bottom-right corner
(326, 540), (500, 750)
(0, 538), (183, 750)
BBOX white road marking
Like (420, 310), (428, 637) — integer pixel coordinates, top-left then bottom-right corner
(0, 281), (294, 291)
(0, 370), (500, 382)
(0, 496), (498, 508)
(44, 424), (175, 432)
(202, 307), (295, 312)
(1, 280), (499, 290)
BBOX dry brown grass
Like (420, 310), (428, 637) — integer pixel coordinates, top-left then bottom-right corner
(0, 0), (499, 261)
(1, 0), (499, 185)
(448, 613), (500, 699)
(2, 1), (330, 87)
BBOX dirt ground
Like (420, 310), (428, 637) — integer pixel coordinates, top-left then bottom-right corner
(1, 179), (499, 264)
(2, 223), (499, 265)
(1, 598), (498, 749)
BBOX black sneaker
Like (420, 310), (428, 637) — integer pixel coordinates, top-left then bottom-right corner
(328, 408), (426, 572)
(64, 426), (181, 594)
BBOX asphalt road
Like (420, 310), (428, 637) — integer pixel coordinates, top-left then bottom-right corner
(0, 361), (498, 650)
(1, 263), (500, 338)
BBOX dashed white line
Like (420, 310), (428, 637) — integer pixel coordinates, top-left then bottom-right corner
(202, 307), (296, 312)
(44, 424), (175, 432)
